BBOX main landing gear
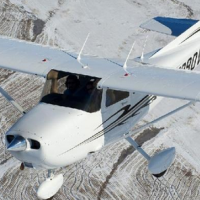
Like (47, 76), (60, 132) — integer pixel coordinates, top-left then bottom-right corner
(37, 170), (63, 200)
(126, 137), (175, 177)
(123, 102), (194, 177)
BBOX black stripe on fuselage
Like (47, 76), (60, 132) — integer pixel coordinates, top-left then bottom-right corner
(59, 95), (156, 155)
(181, 28), (200, 44)
(83, 95), (157, 144)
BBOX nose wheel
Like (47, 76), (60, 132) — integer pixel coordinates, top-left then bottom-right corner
(37, 170), (63, 200)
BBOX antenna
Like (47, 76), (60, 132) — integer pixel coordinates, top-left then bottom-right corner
(123, 42), (135, 75)
(141, 35), (149, 61)
(77, 33), (90, 68)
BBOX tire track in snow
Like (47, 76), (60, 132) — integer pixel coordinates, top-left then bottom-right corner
(170, 0), (193, 18)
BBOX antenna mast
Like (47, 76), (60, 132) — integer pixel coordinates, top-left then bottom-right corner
(77, 33), (90, 68)
(123, 42), (135, 75)
(141, 35), (149, 61)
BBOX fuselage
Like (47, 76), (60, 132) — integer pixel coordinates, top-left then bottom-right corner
(6, 89), (159, 169)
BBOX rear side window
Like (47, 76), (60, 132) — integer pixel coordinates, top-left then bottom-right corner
(106, 89), (129, 107)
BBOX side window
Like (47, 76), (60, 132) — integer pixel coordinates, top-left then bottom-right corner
(106, 89), (129, 107)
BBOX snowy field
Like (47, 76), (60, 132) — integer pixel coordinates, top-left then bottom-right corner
(0, 0), (200, 199)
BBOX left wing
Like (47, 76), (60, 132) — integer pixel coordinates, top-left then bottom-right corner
(98, 65), (200, 102)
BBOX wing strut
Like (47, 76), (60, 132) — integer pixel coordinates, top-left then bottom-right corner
(0, 86), (26, 114)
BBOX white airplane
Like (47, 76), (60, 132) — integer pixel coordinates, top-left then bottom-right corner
(1, 16), (200, 199)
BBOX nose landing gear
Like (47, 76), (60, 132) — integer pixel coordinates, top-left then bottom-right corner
(37, 170), (63, 200)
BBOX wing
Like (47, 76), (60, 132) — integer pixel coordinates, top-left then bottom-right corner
(0, 36), (121, 78)
(140, 17), (198, 37)
(98, 65), (200, 102)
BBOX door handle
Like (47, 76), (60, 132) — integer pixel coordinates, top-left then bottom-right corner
(121, 101), (128, 106)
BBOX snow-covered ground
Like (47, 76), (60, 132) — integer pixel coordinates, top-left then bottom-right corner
(0, 0), (200, 199)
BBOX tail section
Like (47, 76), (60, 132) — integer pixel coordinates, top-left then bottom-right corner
(140, 17), (198, 37)
(137, 17), (200, 70)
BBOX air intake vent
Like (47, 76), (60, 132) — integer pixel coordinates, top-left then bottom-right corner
(6, 135), (15, 143)
(30, 139), (40, 149)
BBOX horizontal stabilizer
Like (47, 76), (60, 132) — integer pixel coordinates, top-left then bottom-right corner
(140, 17), (198, 36)
(98, 65), (200, 102)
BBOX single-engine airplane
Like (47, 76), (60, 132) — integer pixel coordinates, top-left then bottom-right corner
(1, 17), (200, 199)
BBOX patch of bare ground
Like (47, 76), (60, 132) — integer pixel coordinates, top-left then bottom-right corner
(97, 127), (163, 200)
(170, 0), (193, 18)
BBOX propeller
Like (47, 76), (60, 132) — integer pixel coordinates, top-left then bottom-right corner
(7, 135), (27, 152)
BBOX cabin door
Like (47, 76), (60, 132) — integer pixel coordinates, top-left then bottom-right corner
(101, 88), (132, 143)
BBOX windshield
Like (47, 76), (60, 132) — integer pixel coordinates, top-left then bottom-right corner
(40, 70), (102, 113)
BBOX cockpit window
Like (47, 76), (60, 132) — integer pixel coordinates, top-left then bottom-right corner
(40, 70), (102, 113)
